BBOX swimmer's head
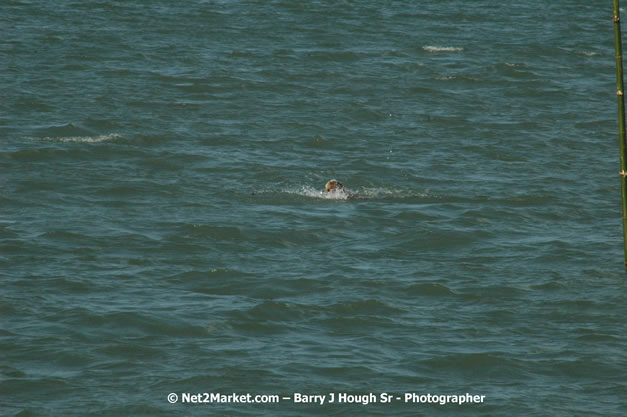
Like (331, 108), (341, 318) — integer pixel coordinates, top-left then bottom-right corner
(325, 179), (344, 192)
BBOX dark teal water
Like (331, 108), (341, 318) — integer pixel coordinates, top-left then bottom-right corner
(2, 1), (626, 416)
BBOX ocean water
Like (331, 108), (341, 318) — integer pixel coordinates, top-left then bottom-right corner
(2, 1), (626, 416)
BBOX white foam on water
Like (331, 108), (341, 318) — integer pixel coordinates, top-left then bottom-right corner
(24, 134), (122, 143)
(422, 46), (464, 53)
(282, 186), (428, 201)
(290, 186), (352, 200)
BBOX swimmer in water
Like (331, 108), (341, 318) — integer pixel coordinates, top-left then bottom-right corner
(325, 179), (344, 193)
(325, 179), (357, 198)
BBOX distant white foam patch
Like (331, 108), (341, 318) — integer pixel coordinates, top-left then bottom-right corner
(24, 134), (121, 143)
(423, 46), (464, 53)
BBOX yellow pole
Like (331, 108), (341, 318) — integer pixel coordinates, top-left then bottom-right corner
(612, 0), (627, 268)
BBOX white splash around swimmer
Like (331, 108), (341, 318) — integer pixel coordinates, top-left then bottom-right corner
(285, 185), (426, 200)
(295, 186), (352, 200)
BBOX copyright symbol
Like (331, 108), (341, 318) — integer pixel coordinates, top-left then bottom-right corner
(168, 393), (178, 403)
